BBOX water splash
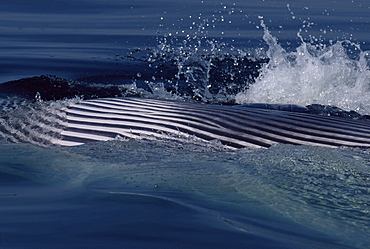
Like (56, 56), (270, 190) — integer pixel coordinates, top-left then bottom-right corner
(149, 13), (370, 111)
(236, 20), (370, 114)
(0, 97), (80, 146)
(147, 26), (264, 103)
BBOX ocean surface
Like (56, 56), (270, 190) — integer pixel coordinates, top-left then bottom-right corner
(1, 0), (370, 248)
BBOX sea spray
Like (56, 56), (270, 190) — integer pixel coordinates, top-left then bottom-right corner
(148, 28), (263, 103)
(235, 20), (370, 114)
(151, 12), (370, 111)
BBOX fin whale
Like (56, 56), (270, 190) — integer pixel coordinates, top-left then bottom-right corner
(51, 97), (370, 149)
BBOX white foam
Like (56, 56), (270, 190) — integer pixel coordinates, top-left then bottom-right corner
(236, 21), (370, 114)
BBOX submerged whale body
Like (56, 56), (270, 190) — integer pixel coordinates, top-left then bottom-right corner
(50, 97), (370, 149)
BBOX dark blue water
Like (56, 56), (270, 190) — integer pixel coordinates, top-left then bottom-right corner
(1, 0), (370, 248)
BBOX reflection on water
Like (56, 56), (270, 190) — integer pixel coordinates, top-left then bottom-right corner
(0, 141), (369, 248)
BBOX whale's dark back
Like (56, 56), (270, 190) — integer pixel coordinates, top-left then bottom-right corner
(54, 98), (370, 149)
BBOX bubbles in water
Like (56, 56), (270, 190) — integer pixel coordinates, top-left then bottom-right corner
(235, 20), (370, 114)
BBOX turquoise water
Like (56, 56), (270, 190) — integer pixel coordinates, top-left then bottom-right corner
(1, 0), (370, 248)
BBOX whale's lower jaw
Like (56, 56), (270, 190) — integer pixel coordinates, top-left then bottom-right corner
(51, 97), (370, 149)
